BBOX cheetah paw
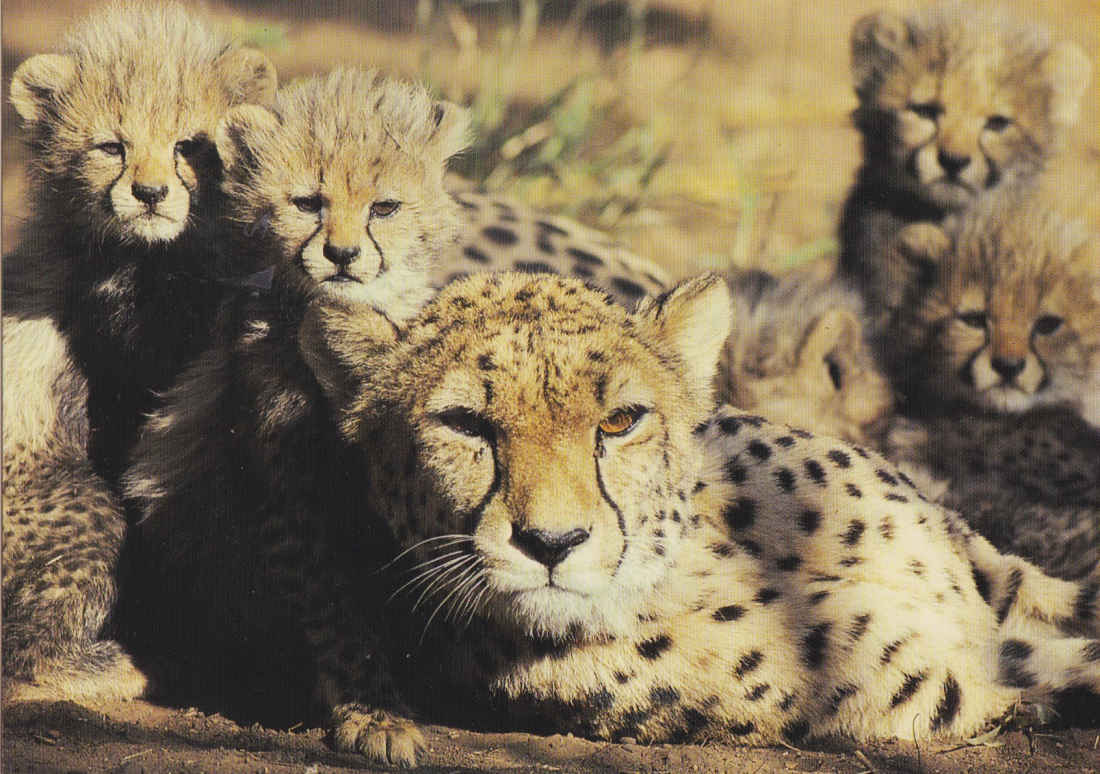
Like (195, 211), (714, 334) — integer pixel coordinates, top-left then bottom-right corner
(331, 704), (425, 767)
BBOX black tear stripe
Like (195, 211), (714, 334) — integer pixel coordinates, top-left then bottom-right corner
(460, 439), (502, 535)
(995, 568), (1023, 624)
(595, 454), (629, 572)
(294, 221), (325, 273)
(929, 674), (961, 732)
(365, 225), (388, 273)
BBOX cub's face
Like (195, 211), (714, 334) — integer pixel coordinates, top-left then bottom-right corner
(901, 210), (1100, 416)
(331, 273), (730, 639)
(850, 8), (1090, 209)
(216, 69), (468, 315)
(10, 7), (276, 246)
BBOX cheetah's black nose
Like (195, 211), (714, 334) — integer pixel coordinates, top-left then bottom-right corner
(132, 182), (168, 206)
(323, 243), (360, 268)
(511, 526), (590, 569)
(936, 149), (970, 179)
(991, 356), (1025, 382)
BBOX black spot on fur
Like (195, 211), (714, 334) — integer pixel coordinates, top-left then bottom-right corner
(754, 588), (781, 605)
(709, 542), (736, 558)
(879, 517), (894, 540)
(723, 497), (756, 530)
(571, 263), (595, 278)
(1074, 579), (1098, 623)
(636, 635), (673, 660)
(845, 483), (862, 498)
(930, 675), (961, 731)
(998, 639), (1037, 688)
(972, 564), (992, 603)
(724, 461), (748, 485)
(839, 556), (862, 567)
(826, 683), (858, 715)
(747, 440), (772, 461)
(650, 685), (680, 706)
(809, 590), (830, 605)
(885, 493), (909, 503)
(463, 245), (490, 263)
(798, 509), (821, 535)
(782, 719), (809, 743)
(718, 417), (741, 435)
(890, 672), (927, 707)
(536, 220), (568, 236)
(614, 671), (631, 683)
(996, 568), (1024, 624)
(746, 684), (771, 701)
(777, 555), (801, 572)
(737, 539), (762, 558)
(1082, 642), (1100, 662)
(842, 520), (865, 546)
(827, 449), (851, 468)
(612, 277), (646, 299)
(881, 638), (906, 665)
(803, 459), (826, 485)
(483, 226), (519, 245)
(849, 613), (871, 641)
(567, 247), (604, 266)
(477, 353), (495, 370)
(514, 260), (558, 275)
(774, 468), (796, 493)
(587, 350), (606, 362)
(802, 623), (830, 669)
(734, 650), (763, 679)
(713, 605), (746, 622)
(908, 559), (925, 577)
(729, 720), (756, 736)
(876, 468), (899, 486)
(775, 435), (795, 448)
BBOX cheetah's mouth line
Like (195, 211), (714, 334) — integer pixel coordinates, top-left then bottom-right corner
(324, 272), (362, 284)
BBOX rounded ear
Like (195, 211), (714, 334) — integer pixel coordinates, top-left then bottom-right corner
(428, 100), (472, 163)
(850, 11), (910, 98)
(896, 222), (952, 267)
(214, 47), (278, 107)
(798, 307), (861, 371)
(636, 273), (732, 403)
(1042, 41), (1092, 127)
(215, 103), (282, 173)
(10, 54), (77, 123)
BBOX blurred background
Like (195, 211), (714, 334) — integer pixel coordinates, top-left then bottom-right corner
(3, 0), (1097, 279)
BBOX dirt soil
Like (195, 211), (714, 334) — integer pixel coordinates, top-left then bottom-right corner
(3, 1), (1099, 772)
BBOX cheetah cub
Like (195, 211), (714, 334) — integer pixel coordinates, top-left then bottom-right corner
(2, 1), (275, 705)
(838, 3), (1090, 334)
(299, 272), (1100, 763)
(122, 68), (469, 765)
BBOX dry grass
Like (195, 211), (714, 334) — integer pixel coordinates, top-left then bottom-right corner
(3, 0), (1098, 278)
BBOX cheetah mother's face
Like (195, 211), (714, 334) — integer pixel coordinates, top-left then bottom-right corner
(338, 273), (731, 639)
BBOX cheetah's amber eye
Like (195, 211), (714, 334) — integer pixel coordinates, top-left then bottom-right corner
(984, 115), (1012, 132)
(434, 407), (496, 442)
(292, 194), (324, 214)
(370, 200), (401, 218)
(957, 310), (988, 330)
(95, 141), (125, 157)
(598, 406), (647, 437)
(908, 101), (943, 121)
(1033, 315), (1063, 336)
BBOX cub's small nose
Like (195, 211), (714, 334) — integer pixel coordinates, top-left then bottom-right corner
(936, 149), (970, 179)
(132, 182), (168, 206)
(323, 243), (360, 268)
(511, 526), (590, 569)
(991, 356), (1025, 382)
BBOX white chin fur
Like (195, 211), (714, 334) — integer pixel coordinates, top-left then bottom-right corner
(315, 266), (434, 324)
(978, 385), (1037, 414)
(125, 213), (186, 243)
(494, 585), (636, 640)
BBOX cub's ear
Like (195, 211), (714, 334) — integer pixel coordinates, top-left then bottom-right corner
(215, 103), (282, 172)
(636, 273), (732, 402)
(798, 306), (861, 373)
(215, 47), (278, 107)
(1042, 41), (1092, 127)
(850, 11), (911, 99)
(428, 100), (472, 163)
(896, 222), (952, 267)
(10, 54), (77, 123)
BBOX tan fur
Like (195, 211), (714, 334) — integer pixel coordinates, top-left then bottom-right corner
(282, 272), (1100, 761)
(894, 186), (1100, 423)
(839, 2), (1090, 333)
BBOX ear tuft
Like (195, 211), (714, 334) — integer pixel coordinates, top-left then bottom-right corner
(10, 54), (77, 123)
(850, 11), (910, 98)
(1043, 41), (1092, 127)
(215, 47), (278, 107)
(636, 273), (732, 403)
(428, 100), (472, 163)
(215, 103), (282, 172)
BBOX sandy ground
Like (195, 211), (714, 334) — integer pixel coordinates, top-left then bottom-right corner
(3, 1), (1100, 771)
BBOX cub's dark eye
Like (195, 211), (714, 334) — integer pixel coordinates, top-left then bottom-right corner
(1033, 315), (1063, 336)
(984, 115), (1012, 132)
(434, 407), (496, 442)
(957, 310), (988, 329)
(825, 355), (844, 390)
(598, 405), (648, 437)
(370, 200), (401, 218)
(174, 137), (202, 156)
(292, 194), (324, 214)
(908, 101), (943, 121)
(95, 141), (125, 157)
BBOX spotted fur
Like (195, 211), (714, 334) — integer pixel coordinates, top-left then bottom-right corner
(838, 2), (1090, 335)
(2, 1), (275, 704)
(144, 271), (1099, 766)
(121, 68), (469, 768)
